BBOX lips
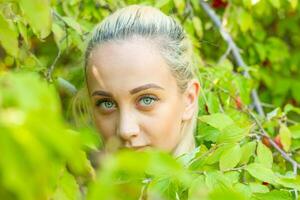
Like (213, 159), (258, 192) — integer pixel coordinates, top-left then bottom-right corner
(130, 145), (150, 151)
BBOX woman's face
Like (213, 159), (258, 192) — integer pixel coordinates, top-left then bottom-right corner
(86, 37), (198, 153)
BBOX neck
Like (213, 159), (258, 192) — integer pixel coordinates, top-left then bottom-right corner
(172, 128), (195, 158)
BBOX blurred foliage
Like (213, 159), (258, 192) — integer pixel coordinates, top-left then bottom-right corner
(0, 0), (300, 199)
(0, 73), (96, 200)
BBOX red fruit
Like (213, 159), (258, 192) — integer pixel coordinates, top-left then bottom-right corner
(262, 60), (271, 67)
(262, 182), (269, 186)
(262, 136), (271, 148)
(274, 135), (283, 149)
(211, 0), (228, 9)
(289, 98), (298, 106)
(234, 96), (243, 110)
(205, 104), (209, 114)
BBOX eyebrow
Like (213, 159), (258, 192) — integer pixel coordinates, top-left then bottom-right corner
(91, 83), (164, 97)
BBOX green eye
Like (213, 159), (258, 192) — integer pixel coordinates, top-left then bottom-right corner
(96, 99), (116, 110)
(139, 96), (157, 106)
(103, 101), (114, 108)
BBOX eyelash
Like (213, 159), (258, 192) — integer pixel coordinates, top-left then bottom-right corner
(95, 95), (159, 111)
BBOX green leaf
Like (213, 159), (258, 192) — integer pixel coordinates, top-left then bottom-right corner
(67, 149), (95, 178)
(178, 146), (200, 166)
(198, 123), (220, 142)
(265, 37), (289, 63)
(206, 144), (234, 165)
(254, 43), (267, 61)
(62, 16), (83, 35)
(279, 124), (292, 152)
(173, 0), (185, 15)
(291, 81), (300, 102)
(216, 124), (248, 144)
(243, 0), (252, 8)
(18, 0), (52, 39)
(268, 0), (280, 9)
(276, 176), (300, 190)
(219, 144), (241, 171)
(233, 183), (252, 199)
(205, 171), (232, 190)
(291, 140), (300, 151)
(192, 16), (203, 39)
(0, 14), (18, 57)
(190, 0), (201, 10)
(239, 141), (256, 165)
(188, 144), (208, 170)
(234, 76), (251, 105)
(277, 176), (300, 191)
(52, 170), (82, 200)
(284, 104), (300, 115)
(249, 183), (269, 193)
(17, 20), (29, 46)
(238, 9), (254, 32)
(288, 0), (298, 10)
(246, 163), (278, 184)
(52, 22), (67, 51)
(209, 187), (247, 200)
(0, 72), (89, 200)
(256, 141), (273, 168)
(289, 124), (300, 139)
(154, 0), (172, 8)
(252, 190), (292, 200)
(224, 171), (240, 185)
(266, 107), (280, 121)
(188, 175), (208, 199)
(199, 113), (234, 130)
(206, 91), (220, 114)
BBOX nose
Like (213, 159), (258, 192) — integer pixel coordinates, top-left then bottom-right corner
(117, 110), (140, 143)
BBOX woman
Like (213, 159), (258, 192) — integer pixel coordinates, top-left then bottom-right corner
(76, 4), (200, 158)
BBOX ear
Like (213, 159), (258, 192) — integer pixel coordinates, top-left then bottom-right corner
(182, 79), (200, 121)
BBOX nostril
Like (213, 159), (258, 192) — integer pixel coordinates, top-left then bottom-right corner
(118, 130), (139, 141)
(117, 112), (140, 141)
(117, 125), (140, 142)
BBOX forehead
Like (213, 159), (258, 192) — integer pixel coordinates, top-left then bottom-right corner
(87, 37), (177, 94)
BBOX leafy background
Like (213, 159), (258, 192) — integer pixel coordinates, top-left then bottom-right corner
(0, 0), (300, 199)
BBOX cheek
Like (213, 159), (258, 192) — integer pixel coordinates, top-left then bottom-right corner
(93, 112), (116, 140)
(143, 98), (184, 151)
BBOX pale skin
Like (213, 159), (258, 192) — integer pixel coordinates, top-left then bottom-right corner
(86, 36), (200, 156)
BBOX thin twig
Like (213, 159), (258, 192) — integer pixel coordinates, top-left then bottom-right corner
(45, 10), (68, 82)
(217, 45), (231, 64)
(248, 110), (300, 175)
(52, 10), (71, 47)
(56, 77), (77, 96)
(223, 165), (246, 172)
(189, 144), (220, 166)
(46, 48), (61, 82)
(181, 0), (193, 24)
(260, 102), (276, 108)
(138, 178), (151, 200)
(52, 10), (67, 25)
(287, 118), (300, 125)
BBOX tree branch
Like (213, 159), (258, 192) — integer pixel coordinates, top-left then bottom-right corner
(198, 0), (265, 117)
(55, 77), (77, 96)
(217, 45), (231, 64)
(198, 0), (300, 175)
(46, 48), (61, 82)
(248, 110), (300, 174)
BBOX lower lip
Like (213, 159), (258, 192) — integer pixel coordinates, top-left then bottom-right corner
(134, 145), (150, 151)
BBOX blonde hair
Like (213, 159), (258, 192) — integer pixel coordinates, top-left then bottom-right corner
(74, 5), (200, 155)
